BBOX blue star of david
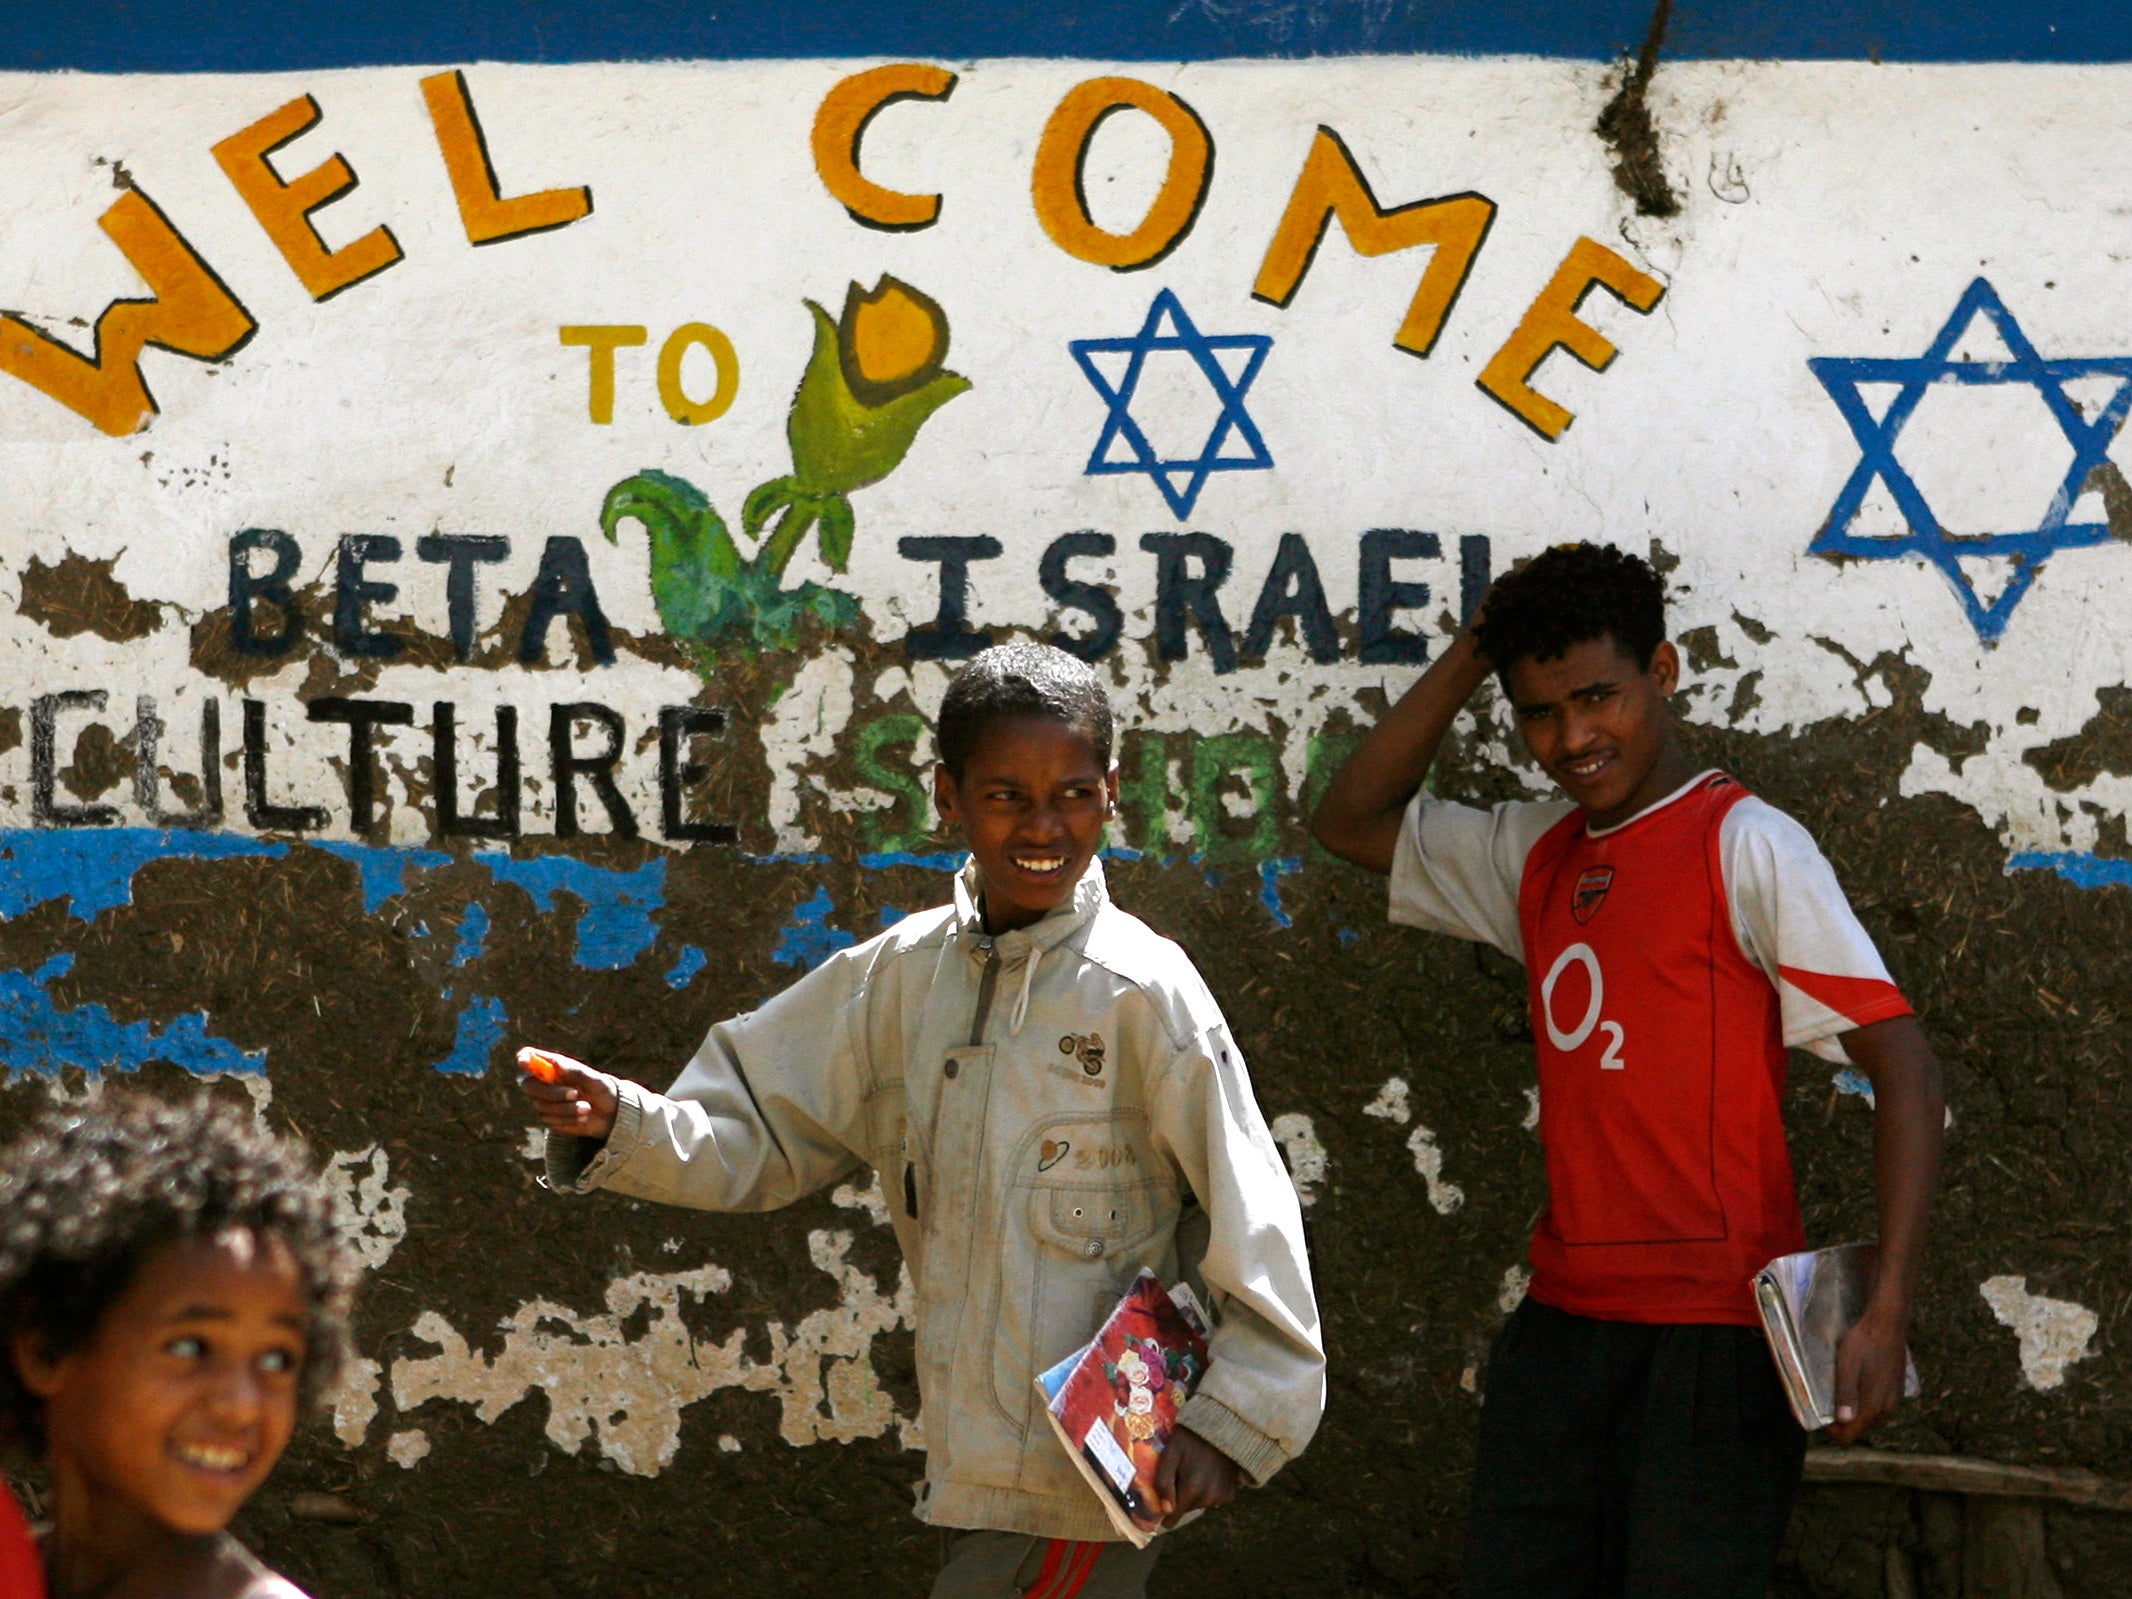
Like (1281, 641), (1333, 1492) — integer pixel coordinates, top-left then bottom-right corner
(1809, 277), (2132, 641)
(1069, 289), (1273, 520)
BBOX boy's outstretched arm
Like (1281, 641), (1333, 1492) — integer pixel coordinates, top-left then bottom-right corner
(511, 950), (873, 1212)
(1313, 629), (1492, 873)
(1827, 1014), (1945, 1446)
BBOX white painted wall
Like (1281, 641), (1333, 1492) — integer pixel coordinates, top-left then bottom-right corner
(0, 60), (2123, 854)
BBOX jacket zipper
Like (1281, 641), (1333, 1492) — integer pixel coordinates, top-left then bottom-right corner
(968, 940), (1001, 1046)
(912, 940), (999, 1223)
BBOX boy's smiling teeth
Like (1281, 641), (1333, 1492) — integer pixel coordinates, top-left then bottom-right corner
(1016, 856), (1065, 873)
(173, 1440), (252, 1473)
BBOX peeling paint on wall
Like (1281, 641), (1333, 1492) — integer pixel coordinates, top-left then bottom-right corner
(329, 1356), (385, 1450)
(1363, 1076), (1411, 1124)
(1269, 1112), (1327, 1208)
(325, 1145), (411, 1273)
(386, 1429), (430, 1469)
(833, 1171), (891, 1227)
(1405, 1124), (1465, 1215)
(1980, 1275), (2100, 1393)
(390, 1228), (914, 1475)
(1495, 1264), (1531, 1314)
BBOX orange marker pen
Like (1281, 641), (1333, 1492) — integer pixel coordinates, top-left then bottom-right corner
(519, 1049), (564, 1084)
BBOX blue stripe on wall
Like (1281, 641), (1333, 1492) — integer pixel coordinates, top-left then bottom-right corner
(4, 0), (2129, 71)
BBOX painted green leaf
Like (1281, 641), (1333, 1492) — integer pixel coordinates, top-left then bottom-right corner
(599, 469), (741, 641)
(815, 494), (856, 573)
(742, 475), (798, 541)
(757, 501), (822, 580)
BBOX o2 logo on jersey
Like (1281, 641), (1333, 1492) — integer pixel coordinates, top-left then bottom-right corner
(1571, 866), (1614, 925)
(1540, 942), (1627, 1070)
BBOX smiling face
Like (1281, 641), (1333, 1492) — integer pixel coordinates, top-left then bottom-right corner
(935, 714), (1117, 933)
(18, 1229), (308, 1545)
(1504, 632), (1689, 828)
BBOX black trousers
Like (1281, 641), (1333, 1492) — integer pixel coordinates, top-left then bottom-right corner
(1460, 1298), (1808, 1599)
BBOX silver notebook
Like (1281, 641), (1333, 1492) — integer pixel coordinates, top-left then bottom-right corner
(1754, 1241), (1921, 1430)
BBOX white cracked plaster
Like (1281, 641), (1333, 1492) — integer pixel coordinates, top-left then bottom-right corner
(320, 1145), (412, 1450)
(390, 1228), (915, 1476)
(386, 1429), (431, 1469)
(870, 663), (953, 728)
(1521, 1088), (1540, 1132)
(1363, 1077), (1411, 1124)
(5, 1070), (99, 1104)
(1406, 1125), (1465, 1215)
(519, 1127), (546, 1162)
(1903, 737), (2132, 862)
(1496, 1264), (1531, 1315)
(1980, 1275), (2100, 1392)
(833, 1170), (891, 1227)
(325, 1145), (412, 1274)
(717, 1434), (742, 1453)
(761, 647), (856, 854)
(224, 1073), (273, 1115)
(1270, 1113), (1328, 1209)
(327, 1355), (384, 1449)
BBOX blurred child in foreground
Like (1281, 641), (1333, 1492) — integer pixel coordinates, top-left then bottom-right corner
(0, 1097), (358, 1599)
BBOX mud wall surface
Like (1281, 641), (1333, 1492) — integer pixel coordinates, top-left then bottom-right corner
(3, 10), (2132, 1594)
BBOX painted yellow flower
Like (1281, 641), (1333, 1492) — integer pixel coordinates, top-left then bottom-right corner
(744, 274), (971, 579)
(838, 277), (951, 405)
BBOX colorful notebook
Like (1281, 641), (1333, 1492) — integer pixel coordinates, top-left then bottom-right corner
(1036, 1269), (1212, 1547)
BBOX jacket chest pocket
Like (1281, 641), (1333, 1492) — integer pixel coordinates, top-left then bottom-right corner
(1034, 1182), (1162, 1264)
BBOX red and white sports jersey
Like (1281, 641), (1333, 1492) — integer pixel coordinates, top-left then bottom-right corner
(1388, 770), (1912, 1324)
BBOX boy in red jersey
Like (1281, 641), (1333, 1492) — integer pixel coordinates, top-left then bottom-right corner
(1314, 543), (1944, 1598)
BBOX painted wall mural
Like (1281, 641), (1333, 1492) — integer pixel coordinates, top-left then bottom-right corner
(5, 43), (2132, 1596)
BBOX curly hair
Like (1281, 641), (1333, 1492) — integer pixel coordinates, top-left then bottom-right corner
(936, 642), (1115, 779)
(1473, 542), (1667, 688)
(0, 1095), (359, 1458)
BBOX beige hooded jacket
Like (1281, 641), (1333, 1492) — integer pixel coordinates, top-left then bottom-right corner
(547, 860), (1324, 1540)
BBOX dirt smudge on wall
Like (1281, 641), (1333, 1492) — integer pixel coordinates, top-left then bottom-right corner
(17, 553), (167, 643)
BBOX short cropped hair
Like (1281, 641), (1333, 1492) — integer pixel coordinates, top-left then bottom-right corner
(0, 1095), (358, 1458)
(1473, 542), (1667, 688)
(936, 643), (1115, 779)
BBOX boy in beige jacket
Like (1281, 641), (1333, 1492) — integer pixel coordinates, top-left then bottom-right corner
(520, 643), (1323, 1598)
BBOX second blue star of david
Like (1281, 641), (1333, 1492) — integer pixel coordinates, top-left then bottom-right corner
(1070, 289), (1273, 520)
(1810, 277), (2132, 641)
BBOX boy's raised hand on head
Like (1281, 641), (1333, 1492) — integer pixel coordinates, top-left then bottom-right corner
(1311, 626), (1493, 874)
(517, 1048), (620, 1142)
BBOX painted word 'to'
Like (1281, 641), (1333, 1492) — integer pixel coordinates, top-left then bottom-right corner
(559, 324), (741, 425)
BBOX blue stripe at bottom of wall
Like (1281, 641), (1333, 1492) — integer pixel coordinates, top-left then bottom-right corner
(3, 831), (2118, 1082)
(2, 0), (2129, 70)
